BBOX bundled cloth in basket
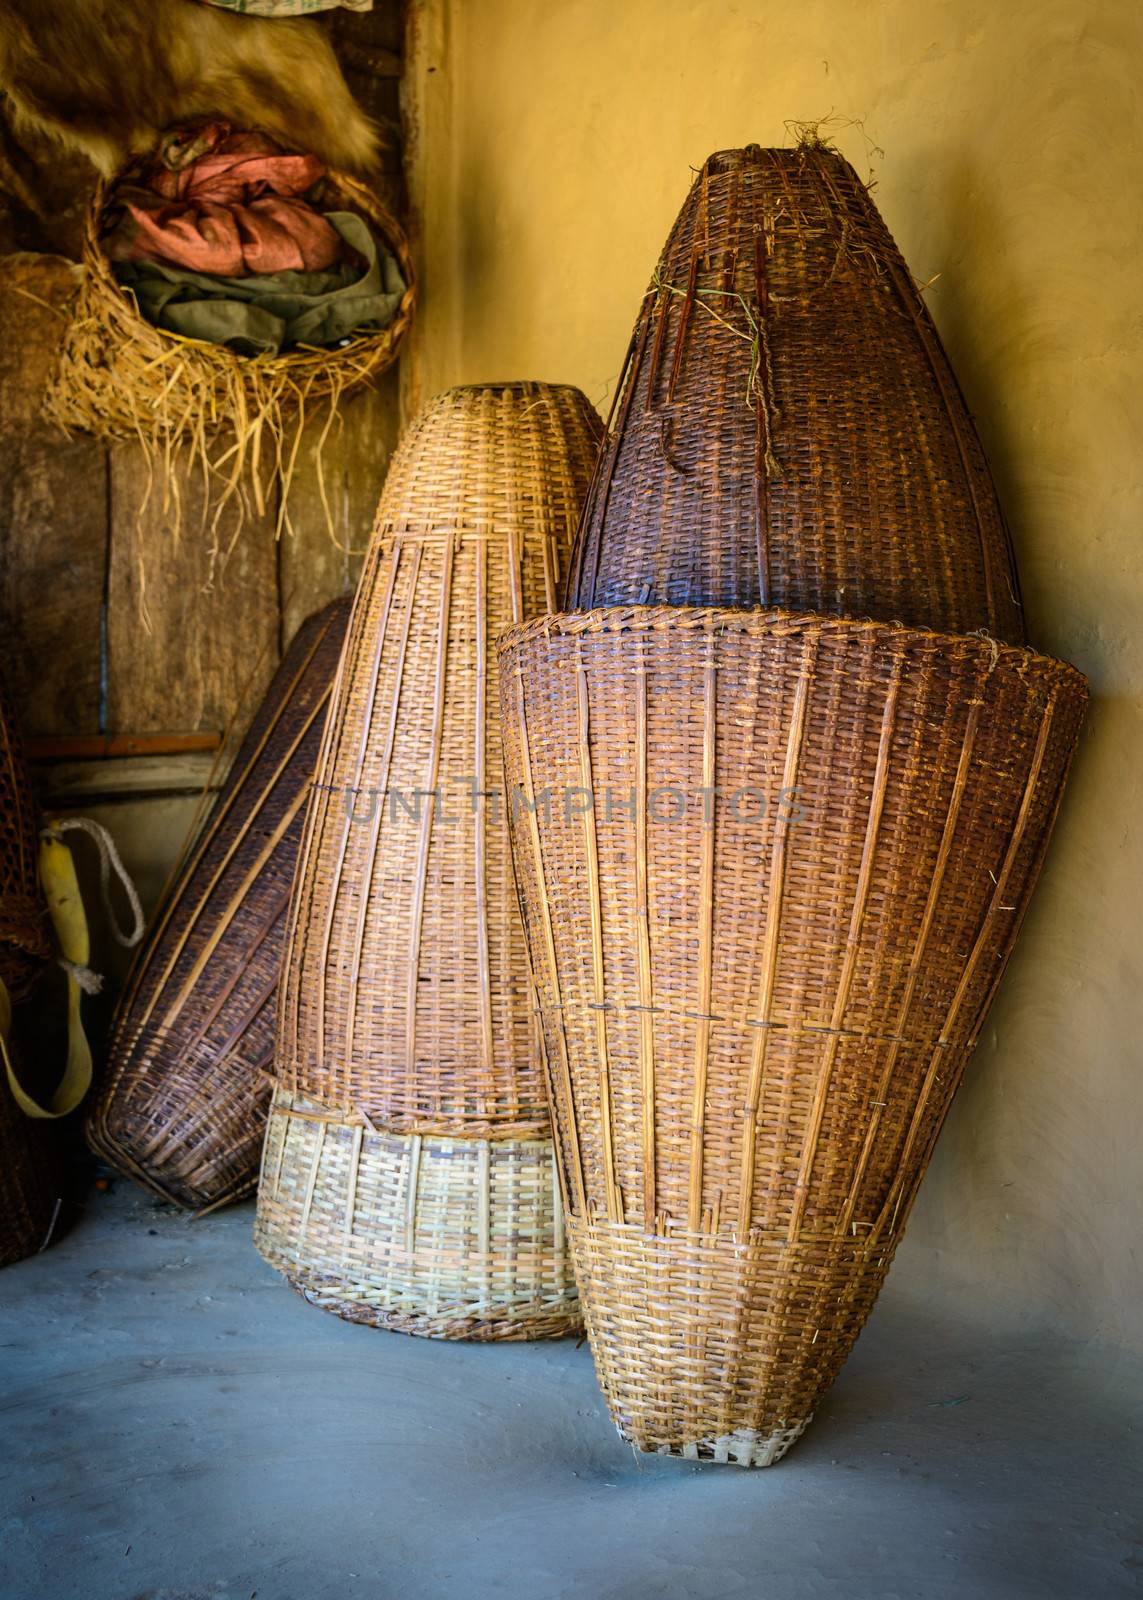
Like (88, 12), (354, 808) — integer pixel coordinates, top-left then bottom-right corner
(102, 125), (406, 356)
(48, 140), (414, 529)
(567, 141), (1025, 642)
(499, 607), (1086, 1463)
(255, 382), (604, 1338)
(87, 600), (350, 1211)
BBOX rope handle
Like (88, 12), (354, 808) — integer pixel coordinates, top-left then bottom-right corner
(45, 817), (145, 951)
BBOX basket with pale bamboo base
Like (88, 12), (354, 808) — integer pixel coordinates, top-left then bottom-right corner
(257, 1089), (573, 1338)
(499, 607), (1086, 1462)
(255, 382), (604, 1338)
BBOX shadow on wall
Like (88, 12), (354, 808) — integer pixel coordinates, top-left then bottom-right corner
(880, 148), (1142, 1351)
(898, 150), (1044, 647)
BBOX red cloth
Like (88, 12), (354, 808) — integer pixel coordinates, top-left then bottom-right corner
(104, 125), (345, 277)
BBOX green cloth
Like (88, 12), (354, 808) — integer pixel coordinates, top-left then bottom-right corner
(114, 213), (404, 356)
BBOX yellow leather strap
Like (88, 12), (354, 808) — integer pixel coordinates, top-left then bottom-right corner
(2, 828), (95, 1119)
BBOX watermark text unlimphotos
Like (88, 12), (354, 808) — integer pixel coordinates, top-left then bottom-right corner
(314, 777), (805, 828)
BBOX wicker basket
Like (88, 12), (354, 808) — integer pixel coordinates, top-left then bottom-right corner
(48, 168), (414, 514)
(568, 143), (1025, 643)
(87, 599), (351, 1211)
(0, 1006), (58, 1269)
(257, 382), (603, 1336)
(0, 671), (50, 1001)
(0, 672), (58, 1265)
(499, 607), (1086, 1462)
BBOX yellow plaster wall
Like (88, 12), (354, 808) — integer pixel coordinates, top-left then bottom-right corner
(404, 0), (1143, 1349)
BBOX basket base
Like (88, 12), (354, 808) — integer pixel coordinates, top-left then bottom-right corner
(570, 1215), (897, 1466)
(255, 1088), (580, 1340)
(280, 1264), (581, 1342)
(627, 1420), (811, 1468)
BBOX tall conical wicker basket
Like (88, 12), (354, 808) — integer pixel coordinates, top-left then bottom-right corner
(87, 600), (351, 1211)
(568, 143), (1025, 642)
(499, 608), (1086, 1462)
(255, 382), (603, 1338)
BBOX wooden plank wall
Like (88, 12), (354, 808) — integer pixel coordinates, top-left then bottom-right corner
(0, 4), (405, 756)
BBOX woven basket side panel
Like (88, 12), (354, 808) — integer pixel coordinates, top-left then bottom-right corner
(0, 1076), (56, 1268)
(569, 1218), (888, 1461)
(278, 384), (604, 1135)
(569, 147), (1024, 642)
(87, 600), (350, 1208)
(0, 671), (50, 998)
(500, 614), (1086, 1239)
(254, 1088), (580, 1339)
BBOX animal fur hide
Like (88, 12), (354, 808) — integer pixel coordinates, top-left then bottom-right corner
(0, 0), (378, 176)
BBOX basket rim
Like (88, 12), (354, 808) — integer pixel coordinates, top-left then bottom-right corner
(699, 142), (850, 177)
(430, 380), (602, 402)
(496, 604), (1088, 687)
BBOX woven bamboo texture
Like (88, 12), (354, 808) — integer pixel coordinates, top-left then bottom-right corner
(499, 606), (1086, 1463)
(87, 599), (350, 1211)
(0, 1059), (57, 1269)
(0, 671), (50, 1001)
(255, 1086), (579, 1339)
(568, 143), (1025, 643)
(258, 382), (601, 1337)
(275, 382), (603, 1135)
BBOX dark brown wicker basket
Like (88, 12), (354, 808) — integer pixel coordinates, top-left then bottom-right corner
(499, 606), (1086, 1463)
(0, 671), (58, 1266)
(0, 671), (50, 1001)
(87, 599), (350, 1211)
(568, 143), (1025, 642)
(0, 1019), (58, 1268)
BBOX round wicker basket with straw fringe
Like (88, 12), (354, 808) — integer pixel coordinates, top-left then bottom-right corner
(499, 606), (1086, 1462)
(48, 167), (414, 531)
(255, 381), (604, 1338)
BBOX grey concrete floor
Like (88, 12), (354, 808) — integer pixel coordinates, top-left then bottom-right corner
(1, 1185), (1139, 1600)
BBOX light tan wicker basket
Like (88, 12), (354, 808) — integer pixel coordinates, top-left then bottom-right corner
(257, 382), (604, 1336)
(499, 606), (1087, 1462)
